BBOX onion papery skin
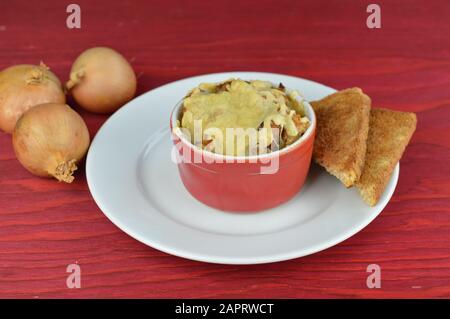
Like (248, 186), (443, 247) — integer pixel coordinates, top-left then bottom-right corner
(0, 64), (66, 133)
(66, 47), (137, 114)
(12, 103), (90, 183)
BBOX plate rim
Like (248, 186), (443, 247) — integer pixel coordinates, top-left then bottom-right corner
(86, 71), (399, 265)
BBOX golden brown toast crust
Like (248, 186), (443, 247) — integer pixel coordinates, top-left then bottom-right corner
(356, 108), (417, 206)
(311, 88), (371, 187)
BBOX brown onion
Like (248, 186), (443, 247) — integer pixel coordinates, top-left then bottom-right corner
(66, 47), (137, 114)
(13, 103), (90, 183)
(0, 63), (66, 133)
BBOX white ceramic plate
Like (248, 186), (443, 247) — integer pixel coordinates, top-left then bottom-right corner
(86, 72), (398, 265)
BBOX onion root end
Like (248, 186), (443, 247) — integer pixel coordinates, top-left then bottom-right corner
(53, 159), (77, 183)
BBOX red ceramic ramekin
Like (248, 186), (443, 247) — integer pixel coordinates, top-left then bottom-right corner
(170, 90), (316, 212)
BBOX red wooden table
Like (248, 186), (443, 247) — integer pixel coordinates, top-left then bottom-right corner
(1, 0), (449, 298)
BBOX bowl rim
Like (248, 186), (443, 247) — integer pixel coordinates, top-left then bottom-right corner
(170, 80), (317, 161)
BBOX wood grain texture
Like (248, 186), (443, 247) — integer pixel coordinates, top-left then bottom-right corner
(1, 0), (450, 298)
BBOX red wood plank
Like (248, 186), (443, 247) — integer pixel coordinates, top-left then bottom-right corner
(0, 0), (449, 298)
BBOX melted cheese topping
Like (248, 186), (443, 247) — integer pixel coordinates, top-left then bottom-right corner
(179, 79), (309, 156)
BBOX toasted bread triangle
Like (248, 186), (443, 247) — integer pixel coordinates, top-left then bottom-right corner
(310, 88), (371, 187)
(356, 108), (417, 206)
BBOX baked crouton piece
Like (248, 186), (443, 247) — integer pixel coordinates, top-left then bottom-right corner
(356, 108), (417, 206)
(311, 88), (371, 187)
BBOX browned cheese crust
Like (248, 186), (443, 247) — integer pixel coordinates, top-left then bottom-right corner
(356, 108), (417, 206)
(310, 88), (371, 187)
